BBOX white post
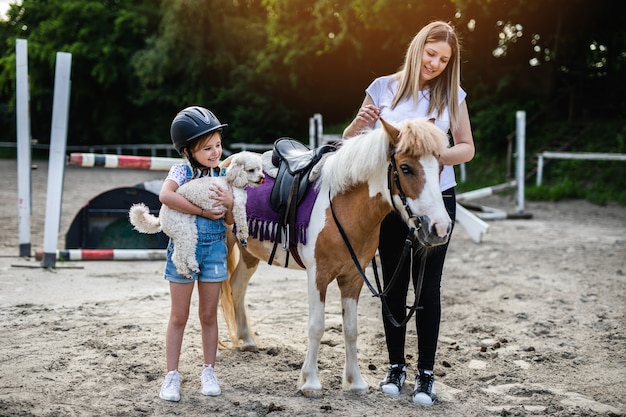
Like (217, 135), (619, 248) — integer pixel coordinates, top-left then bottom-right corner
(459, 162), (466, 183)
(536, 154), (544, 186)
(16, 39), (32, 257)
(308, 116), (315, 148)
(309, 113), (323, 148)
(314, 113), (323, 147)
(42, 52), (72, 268)
(515, 111), (526, 214)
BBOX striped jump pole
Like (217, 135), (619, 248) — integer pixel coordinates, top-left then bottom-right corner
(35, 249), (166, 262)
(69, 153), (182, 171)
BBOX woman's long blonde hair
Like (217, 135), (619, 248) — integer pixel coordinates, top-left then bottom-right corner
(391, 21), (461, 131)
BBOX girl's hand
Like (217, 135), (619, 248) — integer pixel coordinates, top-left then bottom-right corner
(203, 208), (226, 220)
(210, 184), (233, 210)
(205, 184), (233, 221)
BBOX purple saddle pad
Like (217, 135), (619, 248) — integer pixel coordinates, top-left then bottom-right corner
(245, 174), (318, 245)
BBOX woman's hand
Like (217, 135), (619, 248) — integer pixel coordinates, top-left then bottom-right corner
(354, 104), (380, 129)
(343, 96), (380, 138)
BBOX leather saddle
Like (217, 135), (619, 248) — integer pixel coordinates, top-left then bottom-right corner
(268, 137), (336, 266)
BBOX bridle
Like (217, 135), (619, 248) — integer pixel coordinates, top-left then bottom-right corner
(329, 145), (426, 328)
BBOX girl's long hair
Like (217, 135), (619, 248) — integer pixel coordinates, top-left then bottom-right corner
(391, 21), (461, 131)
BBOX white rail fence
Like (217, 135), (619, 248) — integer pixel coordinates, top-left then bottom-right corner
(536, 151), (626, 186)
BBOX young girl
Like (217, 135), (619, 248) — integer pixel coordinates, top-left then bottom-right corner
(158, 106), (234, 402)
(343, 21), (475, 405)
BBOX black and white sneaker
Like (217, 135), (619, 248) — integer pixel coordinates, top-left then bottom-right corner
(379, 364), (406, 396)
(412, 369), (436, 405)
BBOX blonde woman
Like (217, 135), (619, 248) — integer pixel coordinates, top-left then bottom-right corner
(343, 21), (475, 405)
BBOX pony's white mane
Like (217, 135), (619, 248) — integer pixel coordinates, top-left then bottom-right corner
(318, 118), (448, 198)
(319, 127), (389, 195)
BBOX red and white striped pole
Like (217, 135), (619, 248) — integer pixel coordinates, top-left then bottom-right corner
(69, 153), (181, 171)
(35, 249), (166, 261)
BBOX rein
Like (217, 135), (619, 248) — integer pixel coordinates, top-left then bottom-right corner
(329, 147), (425, 328)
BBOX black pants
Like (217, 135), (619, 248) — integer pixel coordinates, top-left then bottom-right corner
(378, 188), (456, 371)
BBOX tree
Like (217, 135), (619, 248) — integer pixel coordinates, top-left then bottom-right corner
(0, 0), (160, 146)
(0, 0), (622, 150)
(131, 0), (299, 143)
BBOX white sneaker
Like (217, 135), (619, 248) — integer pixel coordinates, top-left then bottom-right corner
(159, 370), (180, 402)
(201, 365), (221, 396)
(412, 369), (436, 405)
(380, 364), (406, 396)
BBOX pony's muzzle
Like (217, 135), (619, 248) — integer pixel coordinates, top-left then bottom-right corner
(414, 215), (451, 247)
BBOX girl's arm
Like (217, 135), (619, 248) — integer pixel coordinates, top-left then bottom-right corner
(159, 179), (228, 221)
(439, 100), (475, 166)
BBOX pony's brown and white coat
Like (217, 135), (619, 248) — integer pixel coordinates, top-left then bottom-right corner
(220, 118), (451, 397)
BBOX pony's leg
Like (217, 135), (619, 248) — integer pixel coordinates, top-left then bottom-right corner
(230, 252), (260, 350)
(298, 269), (326, 398)
(340, 294), (368, 394)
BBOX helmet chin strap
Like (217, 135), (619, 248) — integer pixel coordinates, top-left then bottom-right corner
(183, 148), (218, 178)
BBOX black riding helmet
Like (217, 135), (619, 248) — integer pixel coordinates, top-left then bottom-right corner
(170, 106), (228, 155)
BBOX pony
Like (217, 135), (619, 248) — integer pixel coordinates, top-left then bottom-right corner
(220, 118), (452, 398)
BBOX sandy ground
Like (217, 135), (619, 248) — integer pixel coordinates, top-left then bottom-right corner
(0, 158), (624, 417)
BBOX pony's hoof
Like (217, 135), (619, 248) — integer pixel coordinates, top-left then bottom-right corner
(300, 388), (323, 399)
(348, 386), (369, 395)
(344, 377), (369, 394)
(239, 344), (258, 352)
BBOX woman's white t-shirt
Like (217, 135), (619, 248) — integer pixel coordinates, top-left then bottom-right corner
(365, 75), (466, 192)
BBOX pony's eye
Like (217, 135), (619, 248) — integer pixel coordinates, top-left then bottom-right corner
(400, 164), (413, 175)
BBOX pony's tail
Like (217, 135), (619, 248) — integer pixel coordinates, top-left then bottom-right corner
(219, 231), (260, 349)
(128, 203), (162, 234)
(220, 231), (240, 345)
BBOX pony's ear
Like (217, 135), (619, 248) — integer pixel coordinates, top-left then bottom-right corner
(380, 118), (400, 145)
(428, 118), (436, 124)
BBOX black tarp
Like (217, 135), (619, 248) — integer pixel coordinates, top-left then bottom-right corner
(65, 186), (168, 249)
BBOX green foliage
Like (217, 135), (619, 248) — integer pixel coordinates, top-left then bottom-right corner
(0, 0), (624, 205)
(508, 119), (626, 205)
(0, 0), (159, 145)
(130, 0), (290, 142)
(525, 157), (626, 205)
(457, 152), (510, 193)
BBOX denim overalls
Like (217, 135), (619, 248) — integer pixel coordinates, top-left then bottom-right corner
(164, 166), (228, 283)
